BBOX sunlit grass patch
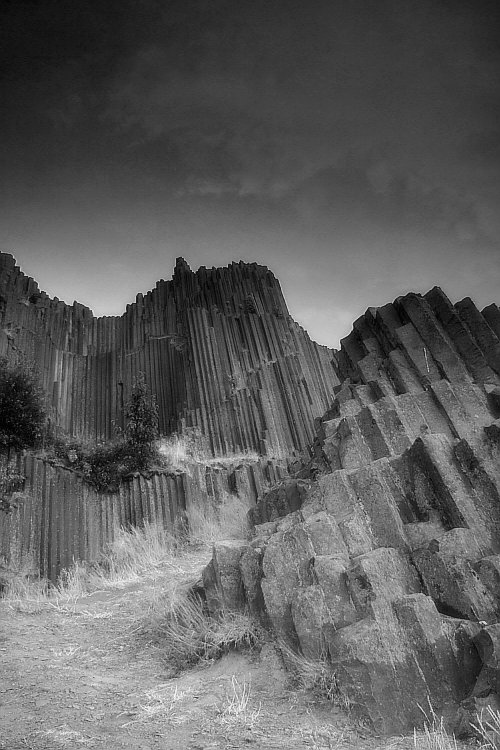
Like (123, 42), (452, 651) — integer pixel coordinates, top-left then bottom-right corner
(157, 433), (260, 471)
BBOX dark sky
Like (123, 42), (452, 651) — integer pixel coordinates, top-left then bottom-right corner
(1, 0), (499, 346)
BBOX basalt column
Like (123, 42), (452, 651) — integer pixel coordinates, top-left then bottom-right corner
(0, 253), (339, 457)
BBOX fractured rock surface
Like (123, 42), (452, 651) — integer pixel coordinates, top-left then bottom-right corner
(204, 286), (500, 734)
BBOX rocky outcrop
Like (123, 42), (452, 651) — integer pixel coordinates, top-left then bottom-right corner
(0, 253), (338, 458)
(203, 287), (500, 735)
(0, 252), (338, 581)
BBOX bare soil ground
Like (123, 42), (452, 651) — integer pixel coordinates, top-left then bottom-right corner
(0, 569), (472, 750)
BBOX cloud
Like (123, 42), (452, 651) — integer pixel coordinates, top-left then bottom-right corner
(97, 0), (500, 214)
(291, 153), (490, 245)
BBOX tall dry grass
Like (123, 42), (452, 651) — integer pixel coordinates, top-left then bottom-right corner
(2, 487), (251, 615)
(472, 705), (500, 749)
(186, 491), (250, 545)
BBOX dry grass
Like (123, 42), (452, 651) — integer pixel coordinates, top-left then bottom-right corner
(186, 491), (250, 544)
(278, 641), (350, 711)
(157, 433), (259, 470)
(412, 717), (458, 750)
(2, 478), (252, 610)
(217, 675), (262, 728)
(472, 706), (500, 749)
(142, 589), (263, 675)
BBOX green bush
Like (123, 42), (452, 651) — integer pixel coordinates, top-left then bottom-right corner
(0, 358), (45, 453)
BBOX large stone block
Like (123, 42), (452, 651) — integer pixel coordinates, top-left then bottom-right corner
(347, 463), (409, 550)
(240, 544), (266, 620)
(324, 616), (425, 734)
(410, 434), (498, 553)
(208, 540), (249, 613)
(337, 415), (374, 469)
(291, 585), (332, 659)
(413, 544), (500, 623)
(318, 471), (374, 556)
(313, 555), (357, 630)
(475, 556), (500, 604)
(393, 594), (478, 703)
(303, 510), (349, 562)
(261, 523), (314, 643)
(347, 547), (421, 619)
(473, 624), (500, 697)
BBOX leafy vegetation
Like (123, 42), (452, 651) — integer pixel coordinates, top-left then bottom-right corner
(0, 357), (45, 454)
(123, 374), (159, 470)
(49, 375), (161, 491)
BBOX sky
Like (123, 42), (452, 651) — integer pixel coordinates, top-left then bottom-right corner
(1, 0), (499, 348)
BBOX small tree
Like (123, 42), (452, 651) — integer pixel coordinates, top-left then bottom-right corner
(124, 375), (159, 470)
(0, 358), (45, 455)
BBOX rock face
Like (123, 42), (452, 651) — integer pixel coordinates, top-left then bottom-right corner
(203, 287), (500, 734)
(0, 252), (339, 580)
(0, 253), (338, 458)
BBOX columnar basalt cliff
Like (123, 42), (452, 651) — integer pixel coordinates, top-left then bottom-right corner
(0, 252), (336, 581)
(0, 253), (338, 457)
(203, 287), (500, 735)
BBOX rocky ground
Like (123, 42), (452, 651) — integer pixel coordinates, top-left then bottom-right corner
(0, 560), (474, 750)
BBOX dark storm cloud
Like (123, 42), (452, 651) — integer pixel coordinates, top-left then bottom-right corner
(2, 0), (499, 202)
(98, 0), (500, 209)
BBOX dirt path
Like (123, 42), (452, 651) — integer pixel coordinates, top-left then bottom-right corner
(0, 577), (376, 750)
(0, 575), (472, 750)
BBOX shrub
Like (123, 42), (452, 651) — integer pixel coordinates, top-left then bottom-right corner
(46, 375), (161, 492)
(80, 440), (132, 493)
(0, 357), (45, 453)
(124, 374), (159, 470)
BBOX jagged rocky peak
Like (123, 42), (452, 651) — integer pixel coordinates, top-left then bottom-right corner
(203, 285), (500, 736)
(174, 256), (192, 273)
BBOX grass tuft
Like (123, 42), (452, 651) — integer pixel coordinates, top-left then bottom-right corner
(217, 675), (262, 728)
(412, 703), (458, 750)
(143, 589), (263, 676)
(278, 641), (350, 710)
(472, 706), (500, 749)
(186, 491), (250, 545)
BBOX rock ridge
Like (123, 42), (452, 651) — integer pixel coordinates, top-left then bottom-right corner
(203, 286), (500, 735)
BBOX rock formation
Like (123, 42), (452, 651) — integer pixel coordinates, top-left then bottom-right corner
(0, 252), (336, 581)
(3, 250), (500, 733)
(202, 287), (500, 735)
(0, 253), (338, 457)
